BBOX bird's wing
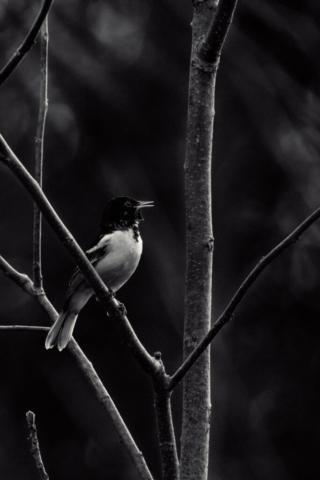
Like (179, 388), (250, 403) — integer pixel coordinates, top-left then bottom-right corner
(64, 237), (110, 302)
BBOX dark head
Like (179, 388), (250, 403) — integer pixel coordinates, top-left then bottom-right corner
(100, 196), (154, 232)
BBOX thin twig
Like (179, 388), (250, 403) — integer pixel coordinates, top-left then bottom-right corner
(67, 340), (155, 480)
(33, 3), (49, 290)
(0, 255), (51, 315)
(169, 205), (320, 391)
(0, 0), (54, 86)
(26, 411), (49, 480)
(0, 256), (154, 480)
(0, 325), (49, 331)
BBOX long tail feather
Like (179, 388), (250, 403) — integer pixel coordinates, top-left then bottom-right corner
(45, 311), (67, 350)
(45, 309), (78, 351)
(57, 310), (78, 351)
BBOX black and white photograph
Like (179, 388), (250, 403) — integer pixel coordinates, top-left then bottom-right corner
(1, 1), (320, 479)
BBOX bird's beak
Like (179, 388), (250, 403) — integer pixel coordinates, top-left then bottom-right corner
(136, 200), (154, 210)
(136, 201), (154, 220)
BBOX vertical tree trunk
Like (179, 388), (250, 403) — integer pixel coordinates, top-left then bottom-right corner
(180, 1), (218, 479)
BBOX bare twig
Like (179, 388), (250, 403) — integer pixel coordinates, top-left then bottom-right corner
(26, 411), (49, 480)
(0, 255), (52, 315)
(0, 254), (39, 295)
(169, 205), (320, 391)
(68, 339), (154, 480)
(0, 0), (54, 86)
(33, 3), (49, 290)
(0, 325), (49, 332)
(0, 256), (154, 480)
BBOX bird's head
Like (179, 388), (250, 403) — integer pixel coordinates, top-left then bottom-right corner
(100, 196), (154, 232)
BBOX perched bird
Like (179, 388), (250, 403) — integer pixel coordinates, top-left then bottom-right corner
(45, 196), (154, 351)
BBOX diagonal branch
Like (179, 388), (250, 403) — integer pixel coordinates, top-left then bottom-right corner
(0, 255), (56, 319)
(168, 205), (320, 391)
(68, 338), (155, 480)
(0, 256), (154, 480)
(0, 0), (54, 87)
(0, 135), (179, 478)
(0, 134), (158, 376)
(33, 2), (49, 290)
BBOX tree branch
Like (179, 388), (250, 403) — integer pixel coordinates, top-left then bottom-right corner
(33, 3), (49, 290)
(197, 0), (239, 66)
(68, 339), (154, 480)
(181, 0), (218, 477)
(0, 325), (49, 332)
(0, 255), (54, 317)
(26, 411), (49, 480)
(0, 134), (158, 376)
(0, 256), (154, 480)
(0, 0), (54, 87)
(0, 136), (179, 477)
(152, 353), (180, 480)
(169, 205), (320, 391)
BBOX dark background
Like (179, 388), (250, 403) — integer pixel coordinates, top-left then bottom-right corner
(1, 1), (320, 479)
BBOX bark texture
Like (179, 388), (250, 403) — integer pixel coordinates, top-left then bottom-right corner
(154, 386), (179, 480)
(181, 1), (218, 479)
(26, 411), (49, 480)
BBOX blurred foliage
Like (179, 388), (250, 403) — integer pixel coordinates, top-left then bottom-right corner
(1, 1), (320, 479)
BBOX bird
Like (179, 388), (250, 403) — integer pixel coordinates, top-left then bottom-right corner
(45, 196), (154, 351)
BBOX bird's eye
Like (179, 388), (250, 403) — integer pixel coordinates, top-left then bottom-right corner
(125, 201), (132, 207)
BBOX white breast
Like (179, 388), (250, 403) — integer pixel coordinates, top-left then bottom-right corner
(94, 229), (143, 292)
